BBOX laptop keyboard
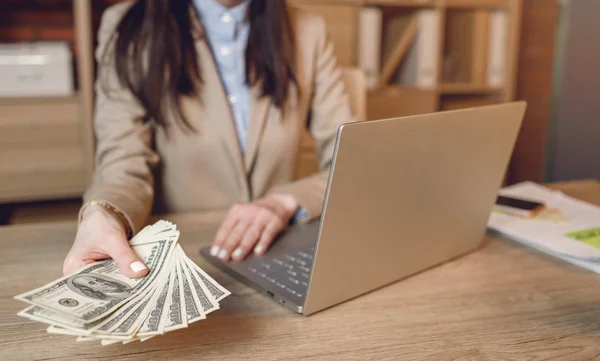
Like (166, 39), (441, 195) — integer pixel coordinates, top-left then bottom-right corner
(248, 247), (315, 299)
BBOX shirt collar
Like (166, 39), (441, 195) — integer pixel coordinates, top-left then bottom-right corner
(193, 0), (249, 24)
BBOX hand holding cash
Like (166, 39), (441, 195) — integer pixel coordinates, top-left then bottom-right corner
(63, 203), (149, 278)
(14, 220), (230, 345)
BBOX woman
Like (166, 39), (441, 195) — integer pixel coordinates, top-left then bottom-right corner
(63, 0), (353, 278)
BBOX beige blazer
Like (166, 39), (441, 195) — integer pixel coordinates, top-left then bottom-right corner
(85, 2), (354, 234)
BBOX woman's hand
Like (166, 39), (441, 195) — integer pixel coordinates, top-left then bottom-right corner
(210, 194), (299, 261)
(63, 205), (149, 278)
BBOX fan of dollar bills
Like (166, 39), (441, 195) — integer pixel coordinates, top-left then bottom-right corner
(14, 220), (230, 346)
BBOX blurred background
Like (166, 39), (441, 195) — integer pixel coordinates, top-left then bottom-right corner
(0, 0), (598, 225)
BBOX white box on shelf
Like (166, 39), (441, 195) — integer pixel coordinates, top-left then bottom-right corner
(0, 42), (74, 97)
(397, 9), (440, 89)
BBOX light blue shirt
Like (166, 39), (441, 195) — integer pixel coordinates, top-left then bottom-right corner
(193, 0), (307, 222)
(193, 0), (251, 152)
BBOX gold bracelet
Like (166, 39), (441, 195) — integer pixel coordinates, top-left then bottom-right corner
(79, 200), (133, 239)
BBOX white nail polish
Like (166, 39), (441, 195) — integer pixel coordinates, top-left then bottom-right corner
(218, 249), (228, 260)
(232, 248), (243, 259)
(210, 246), (220, 256)
(254, 245), (264, 254)
(130, 261), (147, 273)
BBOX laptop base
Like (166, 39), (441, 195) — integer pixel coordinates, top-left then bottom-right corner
(200, 221), (320, 314)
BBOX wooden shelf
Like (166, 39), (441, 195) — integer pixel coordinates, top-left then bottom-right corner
(438, 83), (503, 94)
(0, 94), (79, 105)
(0, 97), (80, 146)
(0, 145), (86, 203)
(0, 0), (94, 204)
(364, 0), (508, 7)
(368, 85), (438, 120)
(365, 0), (438, 7)
(291, 0), (361, 4)
(443, 0), (508, 9)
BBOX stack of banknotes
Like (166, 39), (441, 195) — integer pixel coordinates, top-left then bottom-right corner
(14, 220), (230, 345)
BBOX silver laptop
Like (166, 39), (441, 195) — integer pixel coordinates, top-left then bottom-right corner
(201, 102), (527, 315)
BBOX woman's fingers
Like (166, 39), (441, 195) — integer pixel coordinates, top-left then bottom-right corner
(211, 205), (241, 257)
(231, 209), (272, 261)
(63, 232), (148, 278)
(63, 253), (94, 276)
(64, 206), (149, 279)
(213, 200), (292, 261)
(104, 234), (149, 278)
(254, 218), (284, 255)
(218, 218), (250, 261)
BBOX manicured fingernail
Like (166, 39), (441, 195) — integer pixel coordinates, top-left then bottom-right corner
(218, 249), (228, 260)
(254, 245), (264, 255)
(130, 261), (147, 273)
(232, 248), (243, 259)
(210, 246), (220, 256)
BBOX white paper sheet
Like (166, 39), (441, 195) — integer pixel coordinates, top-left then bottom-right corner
(487, 182), (600, 271)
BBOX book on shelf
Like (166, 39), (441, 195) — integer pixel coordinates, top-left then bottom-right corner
(396, 9), (440, 89)
(359, 6), (383, 90)
(487, 10), (508, 87)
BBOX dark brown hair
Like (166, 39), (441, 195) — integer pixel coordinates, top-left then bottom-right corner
(103, 0), (296, 130)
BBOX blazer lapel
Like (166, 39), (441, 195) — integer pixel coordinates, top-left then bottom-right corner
(245, 84), (272, 172)
(190, 7), (271, 178)
(193, 34), (246, 180)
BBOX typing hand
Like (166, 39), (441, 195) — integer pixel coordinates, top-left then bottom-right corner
(210, 194), (298, 261)
(63, 205), (149, 278)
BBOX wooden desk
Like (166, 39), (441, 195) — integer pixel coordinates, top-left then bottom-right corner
(1, 180), (600, 361)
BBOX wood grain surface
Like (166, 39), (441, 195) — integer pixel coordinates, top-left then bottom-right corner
(1, 180), (599, 361)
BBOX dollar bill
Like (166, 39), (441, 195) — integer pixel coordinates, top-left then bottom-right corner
(19, 306), (103, 334)
(92, 292), (150, 335)
(131, 222), (179, 245)
(177, 247), (218, 314)
(15, 220), (230, 345)
(183, 254), (230, 302)
(100, 258), (174, 339)
(47, 325), (79, 336)
(136, 273), (171, 337)
(15, 236), (177, 323)
(178, 260), (205, 324)
(102, 295), (154, 339)
(162, 259), (187, 332)
(101, 339), (122, 346)
(76, 336), (97, 342)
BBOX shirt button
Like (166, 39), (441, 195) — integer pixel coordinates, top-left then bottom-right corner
(228, 95), (237, 105)
(219, 46), (231, 57)
(220, 13), (233, 24)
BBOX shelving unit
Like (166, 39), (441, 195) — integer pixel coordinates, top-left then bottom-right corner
(292, 0), (523, 119)
(0, 0), (94, 203)
(438, 84), (503, 94)
(0, 0), (523, 204)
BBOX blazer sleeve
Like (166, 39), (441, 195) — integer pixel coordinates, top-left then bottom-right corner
(82, 4), (159, 234)
(268, 15), (354, 223)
